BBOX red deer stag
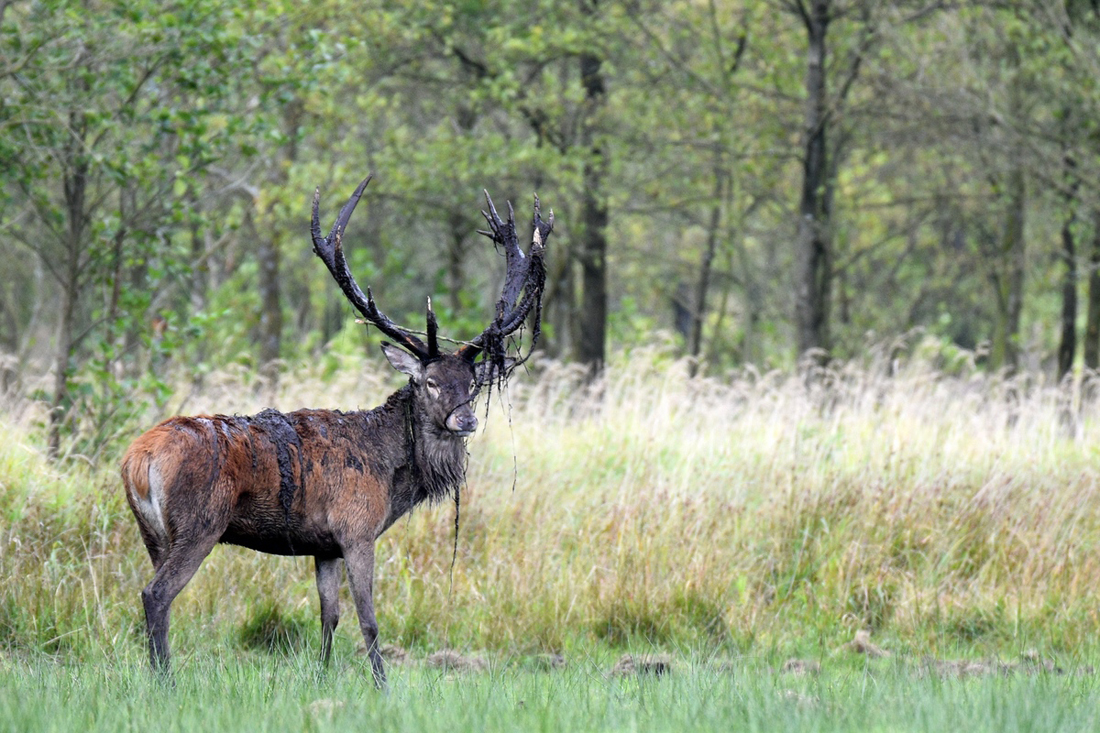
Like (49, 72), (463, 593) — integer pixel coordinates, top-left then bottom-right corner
(121, 175), (551, 686)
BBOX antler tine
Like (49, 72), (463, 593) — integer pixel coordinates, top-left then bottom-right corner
(426, 296), (439, 358)
(311, 176), (429, 359)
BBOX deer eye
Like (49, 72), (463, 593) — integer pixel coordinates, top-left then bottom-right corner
(426, 378), (440, 397)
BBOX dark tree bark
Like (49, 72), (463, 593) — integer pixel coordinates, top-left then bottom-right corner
(576, 0), (608, 372)
(990, 167), (1026, 374)
(1057, 177), (1078, 382)
(447, 211), (468, 314)
(543, 238), (575, 360)
(578, 156), (608, 371)
(793, 0), (832, 359)
(687, 176), (722, 374)
(1084, 209), (1100, 372)
(0, 285), (16, 394)
(255, 208), (283, 373)
(123, 256), (148, 374)
(48, 102), (89, 460)
(188, 193), (209, 316)
(255, 97), (304, 383)
(49, 265), (77, 460)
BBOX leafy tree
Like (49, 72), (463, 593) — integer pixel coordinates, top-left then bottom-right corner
(0, 0), (256, 457)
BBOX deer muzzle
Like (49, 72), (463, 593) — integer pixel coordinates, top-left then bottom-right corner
(446, 408), (478, 437)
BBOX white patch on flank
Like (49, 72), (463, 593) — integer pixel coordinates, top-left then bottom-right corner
(134, 461), (168, 540)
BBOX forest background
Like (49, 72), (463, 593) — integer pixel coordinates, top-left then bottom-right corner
(3, 0), (1100, 459)
(7, 7), (1100, 729)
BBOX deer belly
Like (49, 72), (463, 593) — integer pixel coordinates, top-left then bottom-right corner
(219, 519), (341, 557)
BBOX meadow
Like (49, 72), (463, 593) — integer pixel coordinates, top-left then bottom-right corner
(3, 341), (1100, 730)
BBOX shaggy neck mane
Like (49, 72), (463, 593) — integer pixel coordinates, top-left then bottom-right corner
(365, 384), (467, 506)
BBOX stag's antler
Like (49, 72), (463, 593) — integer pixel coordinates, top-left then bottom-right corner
(312, 176), (552, 370)
(457, 191), (553, 366)
(311, 176), (432, 359)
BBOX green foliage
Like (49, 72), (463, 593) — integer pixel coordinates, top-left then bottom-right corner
(2, 0), (1100, 452)
(0, 0), (268, 455)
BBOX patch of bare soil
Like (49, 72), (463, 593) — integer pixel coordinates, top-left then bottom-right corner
(918, 658), (1015, 678)
(306, 698), (345, 716)
(426, 649), (489, 673)
(918, 651), (1094, 678)
(780, 658), (822, 676)
(380, 643), (410, 664)
(843, 629), (890, 658)
(609, 653), (673, 677)
(778, 689), (820, 707)
(531, 653), (566, 671)
(355, 643), (411, 664)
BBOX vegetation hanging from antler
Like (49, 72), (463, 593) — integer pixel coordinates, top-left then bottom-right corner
(459, 190), (553, 390)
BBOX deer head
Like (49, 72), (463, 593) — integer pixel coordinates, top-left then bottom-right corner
(379, 342), (478, 436)
(310, 175), (553, 437)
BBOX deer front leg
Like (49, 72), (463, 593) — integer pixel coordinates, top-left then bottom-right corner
(315, 557), (341, 666)
(343, 544), (386, 688)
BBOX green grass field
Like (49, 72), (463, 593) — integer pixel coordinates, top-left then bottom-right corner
(1, 653), (1098, 732)
(3, 346), (1100, 730)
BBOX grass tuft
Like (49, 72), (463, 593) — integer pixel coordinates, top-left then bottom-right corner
(237, 601), (316, 655)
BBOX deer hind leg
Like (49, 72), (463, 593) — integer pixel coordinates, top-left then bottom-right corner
(343, 544), (385, 688)
(141, 532), (219, 677)
(135, 522), (168, 571)
(315, 557), (342, 665)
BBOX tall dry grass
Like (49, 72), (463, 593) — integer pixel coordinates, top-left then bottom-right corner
(2, 343), (1100, 663)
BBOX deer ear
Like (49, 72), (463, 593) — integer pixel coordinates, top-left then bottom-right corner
(381, 343), (424, 383)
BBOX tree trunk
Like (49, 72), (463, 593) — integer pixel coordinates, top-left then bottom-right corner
(688, 169), (723, 375)
(794, 0), (832, 360)
(1058, 192), (1077, 382)
(447, 212), (467, 314)
(189, 193), (208, 316)
(543, 238), (575, 360)
(48, 273), (76, 460)
(1083, 209), (1100, 372)
(576, 0), (608, 373)
(255, 97), (303, 383)
(991, 167), (1025, 374)
(578, 158), (608, 371)
(124, 258), (148, 375)
(48, 124), (89, 460)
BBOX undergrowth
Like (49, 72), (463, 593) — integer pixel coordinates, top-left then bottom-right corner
(2, 343), (1100, 665)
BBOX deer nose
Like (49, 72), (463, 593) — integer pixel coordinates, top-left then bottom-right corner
(447, 410), (478, 436)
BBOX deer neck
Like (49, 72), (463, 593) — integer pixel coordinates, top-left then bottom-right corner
(367, 384), (466, 517)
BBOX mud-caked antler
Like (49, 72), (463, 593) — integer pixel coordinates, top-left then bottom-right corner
(311, 175), (552, 372)
(457, 190), (553, 378)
